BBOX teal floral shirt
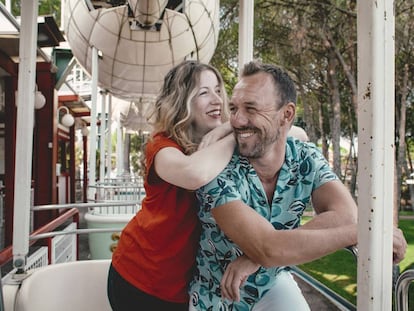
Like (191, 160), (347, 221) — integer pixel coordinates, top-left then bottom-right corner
(189, 137), (338, 311)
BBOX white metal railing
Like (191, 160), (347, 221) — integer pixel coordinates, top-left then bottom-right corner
(30, 202), (139, 240)
(87, 177), (144, 214)
(395, 269), (414, 311)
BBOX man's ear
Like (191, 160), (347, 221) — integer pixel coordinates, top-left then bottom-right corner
(283, 102), (296, 122)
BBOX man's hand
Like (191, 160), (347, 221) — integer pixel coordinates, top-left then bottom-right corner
(220, 255), (260, 302)
(393, 227), (407, 264)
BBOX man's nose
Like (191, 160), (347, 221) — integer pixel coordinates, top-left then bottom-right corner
(231, 110), (248, 125)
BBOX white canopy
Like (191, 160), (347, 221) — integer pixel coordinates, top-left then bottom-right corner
(64, 0), (220, 101)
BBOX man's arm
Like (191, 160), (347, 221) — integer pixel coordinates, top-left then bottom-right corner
(211, 198), (357, 268)
(302, 180), (357, 229)
(302, 180), (406, 264)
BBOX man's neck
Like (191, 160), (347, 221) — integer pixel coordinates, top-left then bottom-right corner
(250, 144), (285, 203)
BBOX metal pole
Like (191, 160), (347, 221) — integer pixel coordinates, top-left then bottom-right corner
(12, 0), (39, 272)
(106, 94), (112, 179)
(238, 0), (253, 75)
(357, 1), (395, 309)
(99, 91), (107, 183)
(88, 47), (99, 200)
(116, 122), (124, 176)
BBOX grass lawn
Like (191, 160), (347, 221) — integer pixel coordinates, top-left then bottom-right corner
(298, 217), (414, 309)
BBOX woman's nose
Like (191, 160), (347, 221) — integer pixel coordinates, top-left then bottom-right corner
(211, 92), (223, 104)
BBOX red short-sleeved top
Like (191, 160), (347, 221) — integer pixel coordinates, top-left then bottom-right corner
(111, 133), (201, 303)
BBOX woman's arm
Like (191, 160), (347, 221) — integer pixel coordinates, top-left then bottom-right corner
(154, 124), (235, 190)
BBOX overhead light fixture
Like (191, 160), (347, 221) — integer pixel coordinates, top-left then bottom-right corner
(15, 84), (46, 110)
(57, 106), (75, 127)
(34, 85), (46, 110)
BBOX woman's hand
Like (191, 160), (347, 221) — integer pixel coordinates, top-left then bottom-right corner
(220, 255), (260, 302)
(198, 122), (233, 150)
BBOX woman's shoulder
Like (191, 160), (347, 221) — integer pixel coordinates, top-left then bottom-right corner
(149, 132), (180, 149)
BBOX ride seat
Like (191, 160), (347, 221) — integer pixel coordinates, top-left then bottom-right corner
(13, 260), (112, 311)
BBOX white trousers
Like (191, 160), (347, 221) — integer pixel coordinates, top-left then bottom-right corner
(189, 270), (310, 311)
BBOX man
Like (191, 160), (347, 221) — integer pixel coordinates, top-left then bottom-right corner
(189, 61), (407, 311)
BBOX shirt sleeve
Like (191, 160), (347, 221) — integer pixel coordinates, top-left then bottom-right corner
(196, 154), (243, 210)
(306, 143), (338, 191)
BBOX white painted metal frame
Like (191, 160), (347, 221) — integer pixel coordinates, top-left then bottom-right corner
(87, 47), (99, 200)
(99, 91), (107, 183)
(11, 0), (398, 309)
(238, 0), (254, 74)
(356, 1), (395, 310)
(12, 0), (39, 270)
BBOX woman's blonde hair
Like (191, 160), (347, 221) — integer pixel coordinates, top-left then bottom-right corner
(148, 60), (228, 154)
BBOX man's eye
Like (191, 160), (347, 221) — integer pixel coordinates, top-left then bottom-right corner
(246, 107), (256, 113)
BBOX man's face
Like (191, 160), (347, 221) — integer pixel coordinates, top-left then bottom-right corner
(229, 72), (286, 158)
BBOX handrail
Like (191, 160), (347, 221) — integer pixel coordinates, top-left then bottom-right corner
(31, 201), (139, 211)
(30, 228), (127, 240)
(291, 266), (356, 311)
(395, 269), (414, 311)
(0, 208), (79, 267)
(0, 202), (139, 267)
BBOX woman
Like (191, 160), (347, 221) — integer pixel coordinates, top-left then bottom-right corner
(107, 60), (235, 311)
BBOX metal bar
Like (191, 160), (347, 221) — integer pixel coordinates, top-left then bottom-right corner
(30, 228), (125, 240)
(291, 266), (356, 311)
(31, 201), (139, 211)
(106, 94), (112, 179)
(12, 0), (39, 272)
(99, 91), (106, 183)
(238, 0), (253, 75)
(88, 47), (99, 199)
(0, 208), (79, 267)
(394, 269), (414, 311)
(356, 1), (395, 310)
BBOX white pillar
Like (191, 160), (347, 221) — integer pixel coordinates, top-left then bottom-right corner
(5, 0), (11, 12)
(116, 122), (124, 176)
(238, 0), (254, 75)
(106, 93), (112, 178)
(60, 0), (65, 30)
(357, 1), (395, 310)
(88, 47), (99, 200)
(99, 91), (106, 183)
(12, 0), (38, 270)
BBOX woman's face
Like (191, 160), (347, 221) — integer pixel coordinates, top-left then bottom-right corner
(191, 70), (224, 137)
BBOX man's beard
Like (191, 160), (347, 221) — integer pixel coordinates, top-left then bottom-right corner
(237, 127), (280, 159)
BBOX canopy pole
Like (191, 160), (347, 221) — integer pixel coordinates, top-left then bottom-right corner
(238, 0), (253, 75)
(88, 47), (99, 200)
(357, 1), (395, 309)
(12, 0), (39, 271)
(99, 91), (107, 183)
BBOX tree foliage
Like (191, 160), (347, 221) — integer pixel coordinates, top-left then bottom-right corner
(211, 0), (414, 204)
(4, 0), (413, 206)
